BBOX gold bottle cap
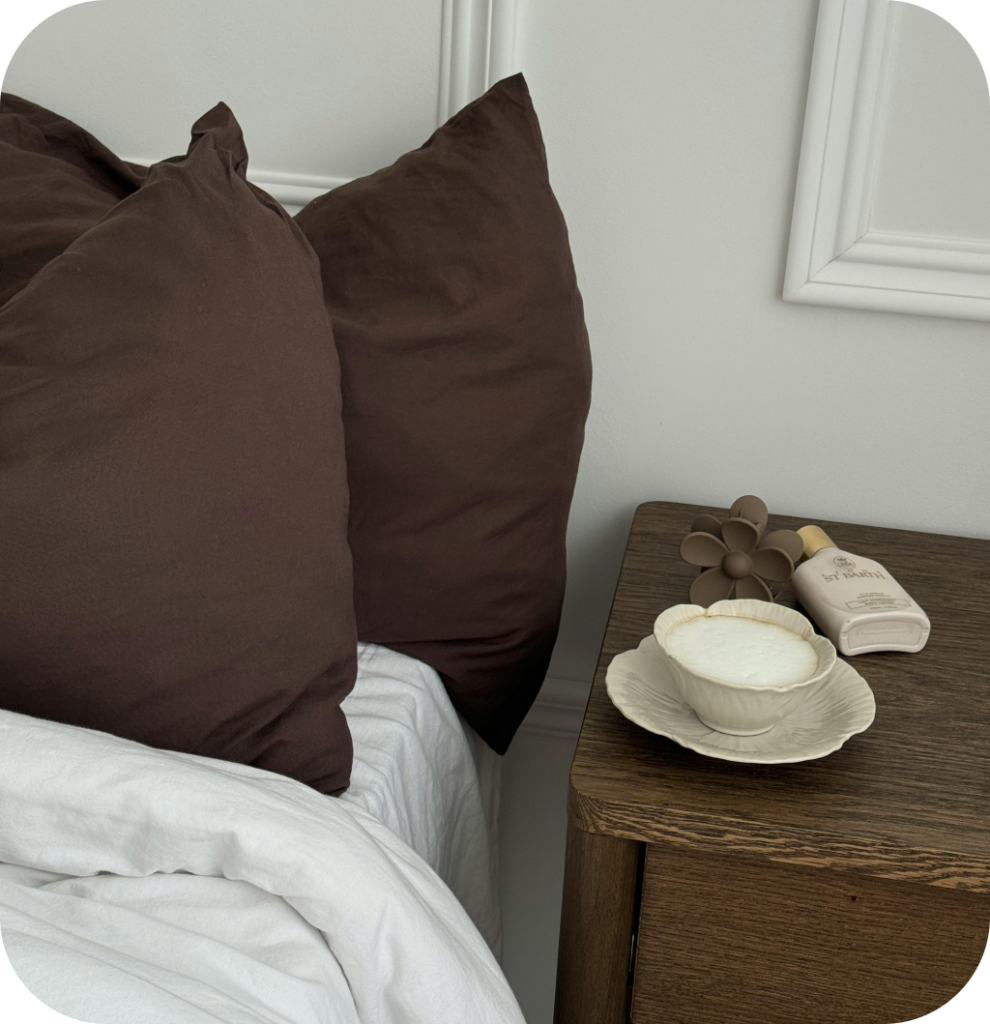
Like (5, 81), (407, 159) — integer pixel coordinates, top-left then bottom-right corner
(797, 525), (837, 559)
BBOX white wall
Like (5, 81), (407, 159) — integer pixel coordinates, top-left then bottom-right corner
(4, 0), (442, 178)
(4, 0), (989, 693)
(518, 0), (990, 685)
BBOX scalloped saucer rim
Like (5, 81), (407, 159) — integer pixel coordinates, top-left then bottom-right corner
(605, 635), (876, 764)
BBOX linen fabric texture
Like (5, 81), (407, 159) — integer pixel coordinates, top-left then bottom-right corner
(0, 705), (525, 1024)
(0, 93), (145, 306)
(0, 104), (357, 794)
(296, 74), (592, 753)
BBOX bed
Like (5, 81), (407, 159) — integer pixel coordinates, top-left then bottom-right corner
(0, 644), (511, 1024)
(0, 63), (589, 1024)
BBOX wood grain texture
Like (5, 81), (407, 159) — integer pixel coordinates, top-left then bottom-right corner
(553, 822), (640, 1024)
(571, 502), (990, 889)
(631, 844), (990, 1024)
(571, 790), (990, 891)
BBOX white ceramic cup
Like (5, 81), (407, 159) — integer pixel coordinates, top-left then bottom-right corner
(653, 599), (837, 736)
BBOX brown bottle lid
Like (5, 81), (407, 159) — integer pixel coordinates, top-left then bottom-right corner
(798, 525), (837, 559)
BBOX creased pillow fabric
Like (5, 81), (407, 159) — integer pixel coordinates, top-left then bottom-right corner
(0, 103), (356, 794)
(296, 75), (592, 753)
(0, 93), (145, 306)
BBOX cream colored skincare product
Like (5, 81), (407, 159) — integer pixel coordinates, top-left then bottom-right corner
(792, 526), (930, 656)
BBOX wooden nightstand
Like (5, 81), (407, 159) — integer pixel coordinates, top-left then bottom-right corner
(554, 502), (989, 1024)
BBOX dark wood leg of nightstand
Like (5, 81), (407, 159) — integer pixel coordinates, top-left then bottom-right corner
(554, 820), (641, 1024)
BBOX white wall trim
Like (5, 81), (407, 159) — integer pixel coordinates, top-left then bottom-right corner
(181, 1), (519, 214)
(519, 676), (591, 739)
(113, 164), (345, 214)
(122, 0), (519, 213)
(246, 170), (350, 211)
(438, 0), (519, 125)
(783, 0), (990, 322)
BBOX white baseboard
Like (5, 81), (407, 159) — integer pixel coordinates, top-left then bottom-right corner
(519, 676), (592, 739)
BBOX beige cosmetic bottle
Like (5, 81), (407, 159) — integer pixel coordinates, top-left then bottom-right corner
(792, 526), (930, 656)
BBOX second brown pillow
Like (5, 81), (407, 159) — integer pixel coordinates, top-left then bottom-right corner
(296, 75), (592, 753)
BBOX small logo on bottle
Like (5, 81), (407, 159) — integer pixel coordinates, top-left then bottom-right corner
(833, 555), (856, 569)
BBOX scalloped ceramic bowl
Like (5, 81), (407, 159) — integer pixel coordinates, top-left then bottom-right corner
(653, 600), (837, 736)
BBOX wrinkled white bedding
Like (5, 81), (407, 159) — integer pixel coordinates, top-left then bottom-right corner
(341, 643), (502, 952)
(0, 696), (523, 1023)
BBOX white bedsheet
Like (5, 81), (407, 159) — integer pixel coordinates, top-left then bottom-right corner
(0, 701), (523, 1024)
(341, 643), (502, 953)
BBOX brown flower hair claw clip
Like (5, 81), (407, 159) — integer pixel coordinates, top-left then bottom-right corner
(679, 495), (805, 607)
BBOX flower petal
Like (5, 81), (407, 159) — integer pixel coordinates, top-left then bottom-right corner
(750, 546), (794, 583)
(689, 567), (735, 607)
(758, 529), (804, 565)
(691, 514), (724, 538)
(729, 495), (768, 533)
(735, 574), (774, 601)
(721, 517), (759, 554)
(680, 531), (728, 567)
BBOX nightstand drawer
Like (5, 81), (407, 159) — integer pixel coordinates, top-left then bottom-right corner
(630, 843), (989, 1024)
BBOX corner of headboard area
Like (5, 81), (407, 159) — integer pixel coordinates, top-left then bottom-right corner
(6, 0), (523, 217)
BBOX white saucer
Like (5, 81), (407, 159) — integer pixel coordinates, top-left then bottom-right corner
(605, 635), (876, 764)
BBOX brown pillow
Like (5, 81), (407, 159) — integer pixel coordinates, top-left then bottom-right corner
(296, 74), (592, 753)
(0, 93), (145, 306)
(0, 103), (357, 794)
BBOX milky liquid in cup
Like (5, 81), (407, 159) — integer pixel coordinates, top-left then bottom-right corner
(666, 615), (818, 688)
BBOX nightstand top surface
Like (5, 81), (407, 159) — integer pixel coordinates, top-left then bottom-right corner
(570, 501), (990, 890)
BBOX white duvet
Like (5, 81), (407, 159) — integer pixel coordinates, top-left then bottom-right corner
(0, 706), (524, 1024)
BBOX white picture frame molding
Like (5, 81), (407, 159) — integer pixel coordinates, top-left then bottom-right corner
(250, 0), (518, 213)
(784, 0), (990, 322)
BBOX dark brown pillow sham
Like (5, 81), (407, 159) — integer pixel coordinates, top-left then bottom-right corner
(296, 74), (592, 753)
(0, 93), (144, 306)
(0, 103), (357, 794)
